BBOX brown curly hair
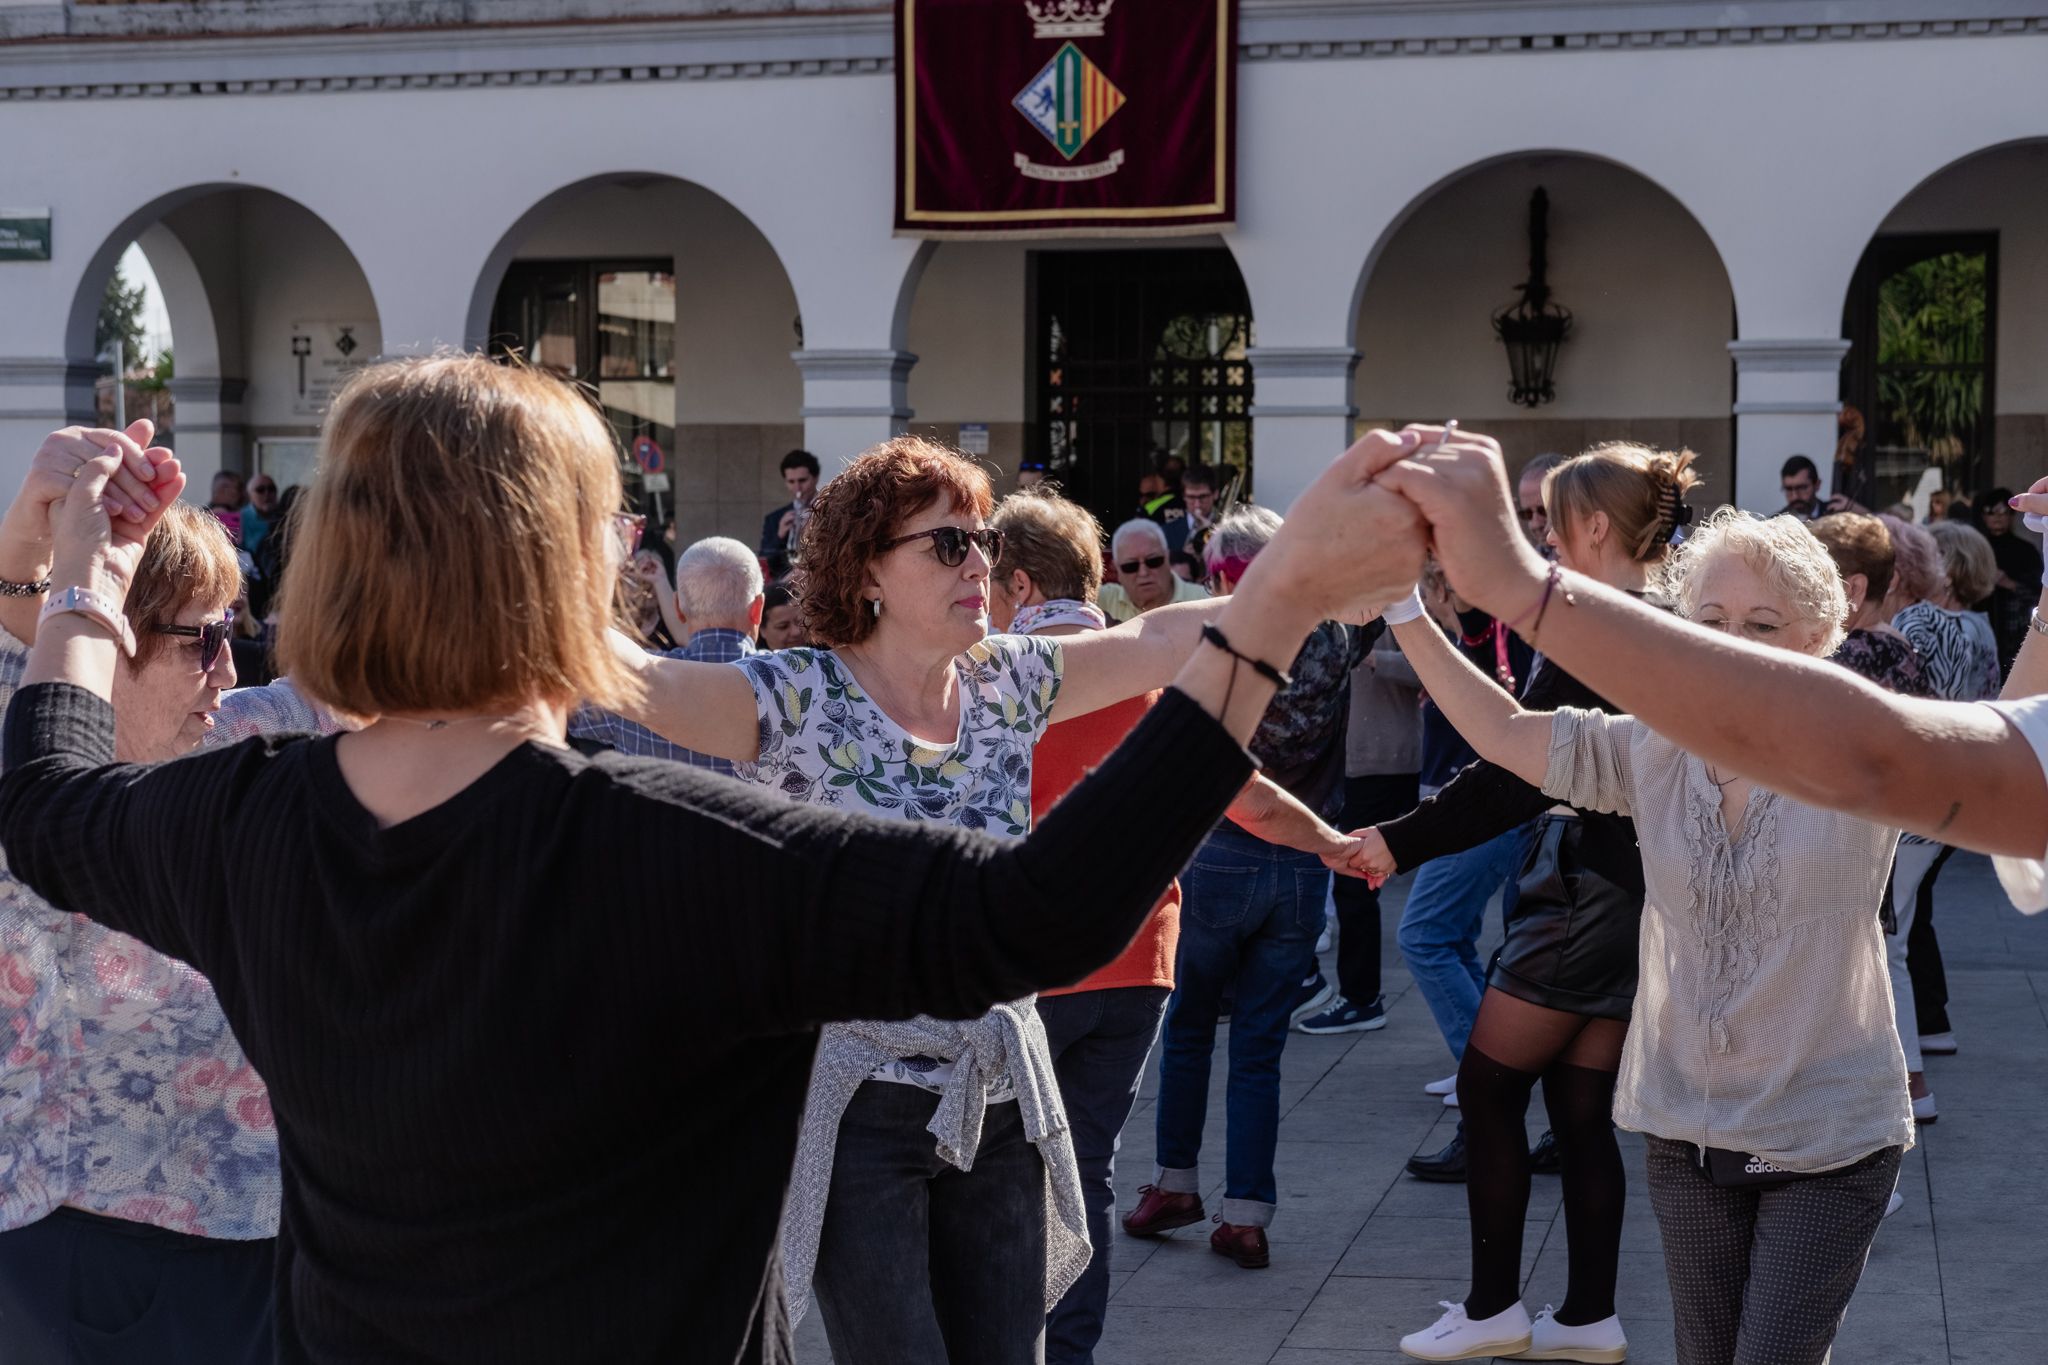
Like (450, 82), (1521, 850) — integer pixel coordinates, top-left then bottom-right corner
(791, 435), (994, 647)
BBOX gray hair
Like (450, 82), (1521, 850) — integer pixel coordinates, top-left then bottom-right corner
(1111, 517), (1169, 558)
(674, 536), (765, 623)
(1205, 505), (1284, 569)
(1519, 452), (1568, 484)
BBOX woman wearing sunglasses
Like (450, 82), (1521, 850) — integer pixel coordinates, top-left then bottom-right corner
(611, 435), (1288, 1363)
(0, 422), (278, 1363)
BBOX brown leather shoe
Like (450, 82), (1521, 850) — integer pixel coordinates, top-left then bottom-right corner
(1208, 1217), (1270, 1269)
(1121, 1184), (1205, 1237)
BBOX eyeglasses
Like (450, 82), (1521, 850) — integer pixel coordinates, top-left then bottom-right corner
(879, 526), (1005, 568)
(1118, 553), (1168, 575)
(611, 512), (647, 559)
(1519, 506), (1545, 524)
(154, 612), (232, 673)
(250, 483), (277, 496)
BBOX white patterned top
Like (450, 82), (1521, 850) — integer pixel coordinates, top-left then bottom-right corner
(1988, 696), (2048, 915)
(735, 634), (1064, 1095)
(1543, 706), (1915, 1171)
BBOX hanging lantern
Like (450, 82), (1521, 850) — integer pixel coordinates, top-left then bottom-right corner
(1492, 187), (1573, 408)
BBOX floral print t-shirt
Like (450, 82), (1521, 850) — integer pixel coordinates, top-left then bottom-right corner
(0, 632), (303, 1241)
(736, 634), (1064, 1092)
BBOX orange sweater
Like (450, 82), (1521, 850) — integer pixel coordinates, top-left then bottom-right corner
(1034, 691), (1179, 996)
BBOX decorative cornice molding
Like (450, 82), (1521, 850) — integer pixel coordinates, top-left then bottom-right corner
(1727, 339), (1854, 371)
(791, 348), (918, 381)
(1244, 346), (1360, 380)
(1, 5), (2042, 100)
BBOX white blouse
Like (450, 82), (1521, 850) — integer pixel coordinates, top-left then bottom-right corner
(1543, 707), (1915, 1172)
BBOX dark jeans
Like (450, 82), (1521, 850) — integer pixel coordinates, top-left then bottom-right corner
(0, 1207), (274, 1365)
(1156, 823), (1329, 1226)
(1907, 845), (1956, 1035)
(1038, 986), (1172, 1365)
(1331, 772), (1419, 1004)
(813, 1081), (1048, 1365)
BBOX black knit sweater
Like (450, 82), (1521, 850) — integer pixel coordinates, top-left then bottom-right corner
(0, 682), (1251, 1365)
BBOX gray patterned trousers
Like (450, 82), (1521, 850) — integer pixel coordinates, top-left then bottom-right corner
(1643, 1135), (1902, 1365)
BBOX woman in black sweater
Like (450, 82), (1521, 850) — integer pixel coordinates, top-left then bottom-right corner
(0, 355), (1427, 1365)
(1361, 444), (1696, 1364)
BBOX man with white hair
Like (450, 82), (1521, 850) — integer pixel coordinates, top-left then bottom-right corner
(570, 535), (763, 774)
(1098, 518), (1208, 623)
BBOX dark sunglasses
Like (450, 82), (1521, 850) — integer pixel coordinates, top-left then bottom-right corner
(154, 613), (232, 672)
(1518, 506), (1545, 523)
(1118, 553), (1168, 575)
(250, 483), (277, 496)
(879, 526), (1005, 568)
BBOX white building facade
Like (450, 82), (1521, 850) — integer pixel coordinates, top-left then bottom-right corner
(2, 0), (2045, 543)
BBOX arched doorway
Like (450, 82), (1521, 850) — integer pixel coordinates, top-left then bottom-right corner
(903, 237), (1252, 530)
(1838, 140), (2048, 518)
(469, 174), (803, 555)
(66, 186), (382, 494)
(1353, 153), (1737, 506)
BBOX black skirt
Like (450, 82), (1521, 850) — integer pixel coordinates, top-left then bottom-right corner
(1487, 811), (1644, 1021)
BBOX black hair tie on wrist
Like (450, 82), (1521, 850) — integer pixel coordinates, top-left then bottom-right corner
(1200, 622), (1294, 690)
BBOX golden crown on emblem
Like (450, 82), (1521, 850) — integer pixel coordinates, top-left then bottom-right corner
(1025, 0), (1115, 39)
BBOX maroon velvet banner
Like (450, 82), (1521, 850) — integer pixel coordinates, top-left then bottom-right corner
(895, 0), (1236, 237)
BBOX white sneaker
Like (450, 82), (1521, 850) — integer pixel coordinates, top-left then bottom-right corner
(1443, 1089), (1460, 1108)
(1920, 1031), (1958, 1056)
(1912, 1092), (1938, 1124)
(1884, 1190), (1905, 1219)
(1316, 927), (1333, 955)
(1516, 1305), (1628, 1362)
(1424, 1073), (1458, 1096)
(1400, 1301), (1532, 1361)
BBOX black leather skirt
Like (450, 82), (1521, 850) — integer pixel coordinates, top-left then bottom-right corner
(1487, 811), (1644, 1021)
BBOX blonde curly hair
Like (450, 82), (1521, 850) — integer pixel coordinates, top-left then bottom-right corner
(1672, 508), (1849, 655)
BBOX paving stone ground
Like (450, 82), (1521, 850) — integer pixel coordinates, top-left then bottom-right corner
(797, 852), (2047, 1364)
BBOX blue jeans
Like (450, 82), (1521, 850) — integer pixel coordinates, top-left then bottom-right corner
(1039, 986), (1171, 1365)
(1396, 822), (1530, 1065)
(1155, 823), (1329, 1226)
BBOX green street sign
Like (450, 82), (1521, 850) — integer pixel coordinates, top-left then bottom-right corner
(0, 209), (52, 262)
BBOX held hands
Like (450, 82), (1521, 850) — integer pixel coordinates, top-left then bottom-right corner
(1369, 425), (1550, 622)
(1234, 430), (1430, 626)
(2013, 477), (2048, 547)
(7, 421), (171, 549)
(48, 431), (185, 601)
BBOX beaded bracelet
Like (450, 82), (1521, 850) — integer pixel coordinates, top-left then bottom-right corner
(0, 576), (51, 598)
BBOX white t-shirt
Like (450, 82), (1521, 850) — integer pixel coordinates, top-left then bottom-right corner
(1987, 696), (2048, 914)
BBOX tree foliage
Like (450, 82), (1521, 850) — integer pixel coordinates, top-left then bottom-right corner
(97, 267), (148, 371)
(1876, 250), (1987, 467)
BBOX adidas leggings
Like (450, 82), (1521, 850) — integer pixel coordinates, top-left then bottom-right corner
(1643, 1135), (1902, 1365)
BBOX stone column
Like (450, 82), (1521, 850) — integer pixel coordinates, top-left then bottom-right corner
(1246, 346), (1359, 512)
(793, 348), (916, 473)
(1729, 339), (1850, 513)
(163, 376), (249, 478)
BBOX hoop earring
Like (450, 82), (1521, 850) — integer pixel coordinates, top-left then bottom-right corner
(871, 599), (882, 619)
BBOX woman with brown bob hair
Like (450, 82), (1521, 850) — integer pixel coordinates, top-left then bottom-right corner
(1358, 442), (1698, 1363)
(617, 434), (1331, 1363)
(0, 355), (1430, 1365)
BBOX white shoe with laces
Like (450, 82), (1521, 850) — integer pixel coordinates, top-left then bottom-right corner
(1912, 1092), (1938, 1124)
(1424, 1074), (1458, 1096)
(1399, 1301), (1532, 1361)
(1515, 1305), (1628, 1362)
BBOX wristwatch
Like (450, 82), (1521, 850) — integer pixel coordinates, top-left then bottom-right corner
(39, 585), (137, 658)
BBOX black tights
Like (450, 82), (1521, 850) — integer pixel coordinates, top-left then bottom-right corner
(1458, 988), (1627, 1327)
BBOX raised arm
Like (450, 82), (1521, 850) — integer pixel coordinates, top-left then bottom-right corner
(602, 631), (767, 763)
(1998, 480), (2048, 703)
(1386, 606), (1552, 787)
(1378, 428), (2048, 858)
(1224, 772), (1361, 871)
(1048, 595), (1227, 723)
